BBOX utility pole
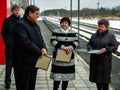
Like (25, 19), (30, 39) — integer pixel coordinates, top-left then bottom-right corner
(97, 0), (100, 18)
(77, 0), (80, 49)
(33, 0), (35, 5)
(70, 0), (72, 30)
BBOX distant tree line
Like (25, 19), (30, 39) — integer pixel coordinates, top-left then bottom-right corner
(41, 5), (120, 19)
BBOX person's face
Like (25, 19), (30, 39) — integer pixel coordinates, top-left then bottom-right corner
(60, 21), (69, 30)
(12, 8), (20, 17)
(98, 24), (107, 32)
(28, 10), (39, 22)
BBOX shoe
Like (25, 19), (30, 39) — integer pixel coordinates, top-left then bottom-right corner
(5, 84), (10, 89)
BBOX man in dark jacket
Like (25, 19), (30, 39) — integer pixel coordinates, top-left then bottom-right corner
(13, 5), (47, 90)
(1, 4), (20, 89)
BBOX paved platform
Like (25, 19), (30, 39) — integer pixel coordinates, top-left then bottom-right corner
(0, 20), (114, 90)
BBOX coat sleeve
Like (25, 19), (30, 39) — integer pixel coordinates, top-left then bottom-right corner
(50, 30), (58, 47)
(69, 33), (79, 50)
(1, 19), (9, 44)
(14, 23), (42, 57)
(105, 34), (118, 53)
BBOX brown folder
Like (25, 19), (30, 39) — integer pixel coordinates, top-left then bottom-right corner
(55, 49), (72, 62)
(35, 55), (51, 70)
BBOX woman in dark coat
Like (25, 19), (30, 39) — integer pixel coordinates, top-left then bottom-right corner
(87, 19), (118, 90)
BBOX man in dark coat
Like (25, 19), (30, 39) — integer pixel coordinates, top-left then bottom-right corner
(87, 19), (118, 90)
(13, 5), (47, 90)
(1, 4), (20, 89)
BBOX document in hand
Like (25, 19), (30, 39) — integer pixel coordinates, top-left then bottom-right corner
(55, 49), (72, 62)
(88, 50), (106, 54)
(35, 55), (51, 70)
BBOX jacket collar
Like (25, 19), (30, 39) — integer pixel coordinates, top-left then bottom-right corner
(97, 29), (108, 36)
(23, 16), (36, 25)
(11, 14), (20, 19)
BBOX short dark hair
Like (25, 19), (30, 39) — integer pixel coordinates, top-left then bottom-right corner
(11, 4), (20, 11)
(60, 17), (71, 26)
(24, 5), (39, 17)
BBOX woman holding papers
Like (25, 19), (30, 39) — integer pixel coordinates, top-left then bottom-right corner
(87, 19), (118, 90)
(50, 17), (79, 90)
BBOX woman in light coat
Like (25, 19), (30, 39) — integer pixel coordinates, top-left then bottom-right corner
(50, 17), (79, 90)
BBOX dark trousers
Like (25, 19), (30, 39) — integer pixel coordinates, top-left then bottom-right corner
(96, 83), (109, 90)
(53, 81), (68, 90)
(14, 67), (37, 90)
(5, 55), (12, 85)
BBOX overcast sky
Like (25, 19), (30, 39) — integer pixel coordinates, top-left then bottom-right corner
(35, 0), (120, 12)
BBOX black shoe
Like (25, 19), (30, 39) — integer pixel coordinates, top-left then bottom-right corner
(5, 84), (10, 89)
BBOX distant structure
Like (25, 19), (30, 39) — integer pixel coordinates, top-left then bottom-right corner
(96, 0), (100, 17)
(11, 0), (35, 9)
(10, 0), (35, 16)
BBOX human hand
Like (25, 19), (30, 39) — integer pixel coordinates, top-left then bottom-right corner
(41, 48), (47, 55)
(39, 48), (47, 58)
(64, 46), (72, 54)
(100, 48), (106, 51)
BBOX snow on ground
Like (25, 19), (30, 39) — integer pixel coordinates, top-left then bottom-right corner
(73, 18), (120, 29)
